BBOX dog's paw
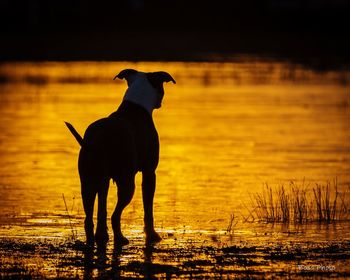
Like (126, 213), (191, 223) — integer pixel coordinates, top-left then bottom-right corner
(114, 235), (129, 246)
(85, 236), (95, 248)
(146, 231), (162, 244)
(95, 230), (109, 246)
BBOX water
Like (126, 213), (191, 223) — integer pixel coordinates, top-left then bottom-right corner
(0, 61), (350, 232)
(1, 60), (350, 278)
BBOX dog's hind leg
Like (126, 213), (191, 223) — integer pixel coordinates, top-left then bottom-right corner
(111, 175), (135, 246)
(95, 179), (110, 246)
(81, 181), (97, 246)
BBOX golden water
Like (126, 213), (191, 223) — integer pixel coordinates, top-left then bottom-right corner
(0, 61), (349, 239)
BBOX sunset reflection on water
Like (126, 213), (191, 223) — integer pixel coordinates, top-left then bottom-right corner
(0, 60), (349, 238)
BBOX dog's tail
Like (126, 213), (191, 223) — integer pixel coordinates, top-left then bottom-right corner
(65, 122), (83, 146)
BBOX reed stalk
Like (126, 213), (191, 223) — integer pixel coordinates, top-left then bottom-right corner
(62, 193), (77, 240)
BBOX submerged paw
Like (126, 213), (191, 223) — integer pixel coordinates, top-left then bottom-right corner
(114, 235), (129, 246)
(146, 231), (162, 244)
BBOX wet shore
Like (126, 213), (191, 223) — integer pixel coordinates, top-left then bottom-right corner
(1, 221), (350, 279)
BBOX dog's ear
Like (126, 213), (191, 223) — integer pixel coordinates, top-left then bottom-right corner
(146, 72), (176, 89)
(113, 69), (138, 83)
(152, 71), (176, 84)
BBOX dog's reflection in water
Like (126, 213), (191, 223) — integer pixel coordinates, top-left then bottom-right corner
(83, 242), (158, 279)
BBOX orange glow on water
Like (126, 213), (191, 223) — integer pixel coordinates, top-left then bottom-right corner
(0, 61), (350, 277)
(1, 61), (350, 229)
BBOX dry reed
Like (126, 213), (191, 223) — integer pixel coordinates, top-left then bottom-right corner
(62, 193), (77, 240)
(251, 180), (349, 224)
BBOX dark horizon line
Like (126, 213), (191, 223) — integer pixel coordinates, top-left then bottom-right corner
(1, 54), (350, 73)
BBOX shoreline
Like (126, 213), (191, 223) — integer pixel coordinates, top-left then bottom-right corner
(1, 30), (350, 72)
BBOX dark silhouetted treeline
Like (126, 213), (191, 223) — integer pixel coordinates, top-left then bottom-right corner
(1, 0), (350, 68)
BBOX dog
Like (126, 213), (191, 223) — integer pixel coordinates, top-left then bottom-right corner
(65, 69), (176, 246)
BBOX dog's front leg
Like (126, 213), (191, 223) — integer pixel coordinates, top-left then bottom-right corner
(142, 171), (162, 243)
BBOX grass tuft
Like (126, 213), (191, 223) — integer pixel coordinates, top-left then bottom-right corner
(251, 179), (349, 224)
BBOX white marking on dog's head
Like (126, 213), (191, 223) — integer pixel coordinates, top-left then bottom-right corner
(114, 69), (176, 115)
(123, 72), (158, 115)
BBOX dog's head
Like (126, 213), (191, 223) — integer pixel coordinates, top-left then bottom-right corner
(114, 69), (176, 114)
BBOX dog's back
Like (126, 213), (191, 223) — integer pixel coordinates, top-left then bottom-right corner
(79, 100), (159, 183)
(78, 116), (136, 182)
(111, 100), (159, 172)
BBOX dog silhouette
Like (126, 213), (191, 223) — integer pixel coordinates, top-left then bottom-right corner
(65, 69), (176, 246)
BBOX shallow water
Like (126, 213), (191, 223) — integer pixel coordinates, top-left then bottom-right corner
(0, 60), (350, 277)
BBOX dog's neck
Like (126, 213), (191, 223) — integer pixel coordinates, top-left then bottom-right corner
(122, 73), (157, 115)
